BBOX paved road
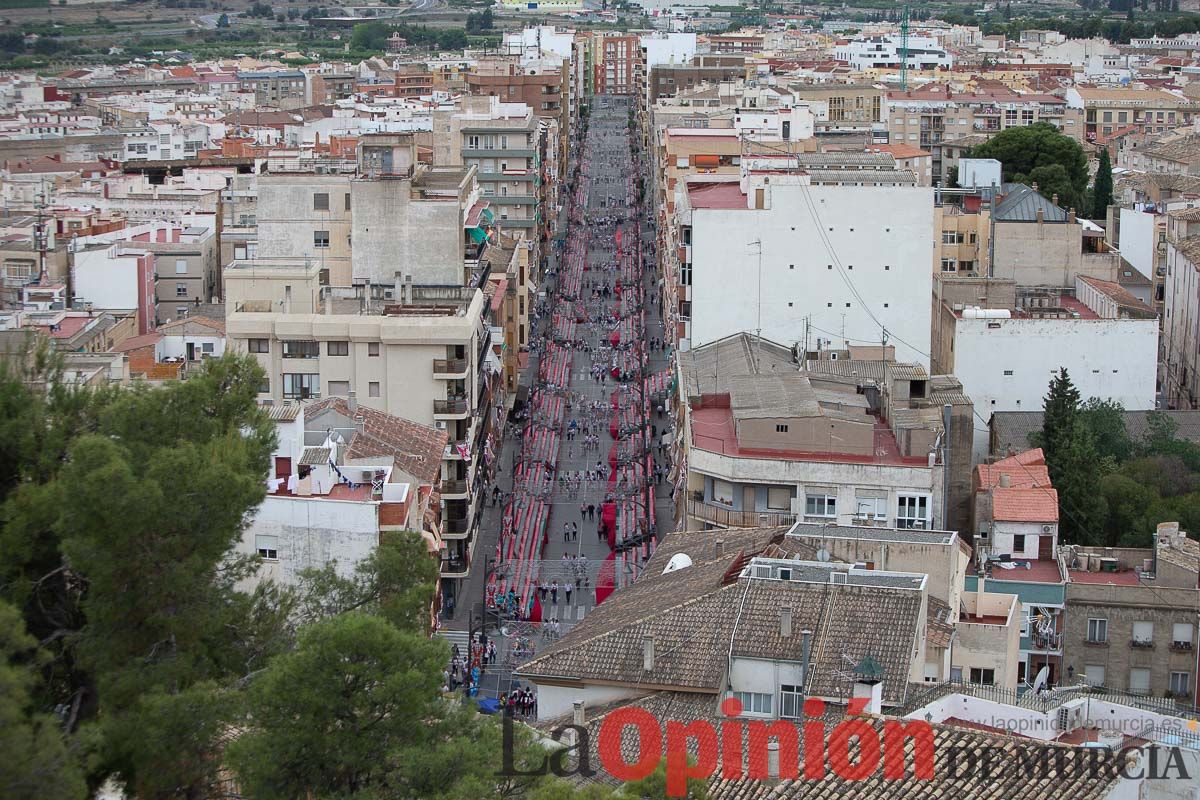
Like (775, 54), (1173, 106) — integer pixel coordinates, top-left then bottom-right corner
(441, 97), (672, 702)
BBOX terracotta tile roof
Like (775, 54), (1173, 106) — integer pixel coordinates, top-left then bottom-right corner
(113, 332), (163, 352)
(305, 397), (446, 485)
(927, 595), (954, 648)
(517, 530), (925, 705)
(1077, 275), (1155, 316)
(993, 486), (1059, 523)
(975, 448), (1051, 490)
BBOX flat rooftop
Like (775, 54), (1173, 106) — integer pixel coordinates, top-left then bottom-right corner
(981, 558), (1064, 584)
(1067, 568), (1142, 586)
(691, 405), (929, 467)
(787, 521), (955, 546)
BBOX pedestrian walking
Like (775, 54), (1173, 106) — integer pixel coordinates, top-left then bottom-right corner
(551, 581), (559, 604)
(565, 582), (573, 604)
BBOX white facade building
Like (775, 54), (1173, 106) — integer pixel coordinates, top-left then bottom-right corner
(682, 171), (933, 365)
(834, 35), (953, 72)
(946, 306), (1158, 457)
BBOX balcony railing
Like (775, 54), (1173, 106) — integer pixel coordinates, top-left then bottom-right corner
(1131, 639), (1155, 649)
(442, 479), (468, 496)
(444, 517), (469, 535)
(687, 500), (796, 529)
(434, 399), (469, 416)
(433, 358), (469, 377)
(441, 551), (470, 576)
(1170, 641), (1194, 653)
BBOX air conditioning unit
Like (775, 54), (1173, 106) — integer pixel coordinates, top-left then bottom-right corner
(434, 420), (447, 430)
(1042, 524), (1054, 534)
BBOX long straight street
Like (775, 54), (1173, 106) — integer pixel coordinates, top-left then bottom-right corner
(442, 96), (675, 701)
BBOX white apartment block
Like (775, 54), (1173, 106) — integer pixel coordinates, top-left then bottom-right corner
(834, 35), (952, 72)
(679, 165), (933, 366)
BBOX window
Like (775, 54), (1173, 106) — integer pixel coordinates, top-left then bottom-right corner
(259, 377), (270, 394)
(775, 424), (789, 433)
(314, 192), (329, 210)
(368, 342), (380, 357)
(282, 373), (318, 400)
(1013, 534), (1026, 553)
(780, 685), (803, 719)
(248, 338), (270, 354)
(940, 258), (957, 272)
(314, 230), (330, 248)
(941, 231), (964, 244)
(855, 496), (887, 521)
(327, 340), (349, 356)
(282, 340), (319, 359)
(328, 380), (349, 396)
(766, 486), (792, 511)
(1132, 621), (1154, 646)
(712, 478), (735, 506)
(1084, 665), (1105, 687)
(1170, 672), (1191, 697)
(729, 691), (772, 716)
(969, 668), (995, 686)
(1087, 618), (1108, 644)
(201, 342), (214, 354)
(174, 259), (188, 274)
(175, 283), (188, 298)
(1128, 668), (1151, 696)
(368, 381), (381, 398)
(255, 533), (278, 560)
(896, 495), (929, 529)
(344, 193), (351, 211)
(805, 493), (837, 518)
(1173, 623), (1194, 648)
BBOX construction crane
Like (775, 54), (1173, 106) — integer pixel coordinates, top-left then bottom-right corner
(900, 4), (910, 92)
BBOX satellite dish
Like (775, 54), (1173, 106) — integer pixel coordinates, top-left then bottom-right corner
(1031, 665), (1050, 694)
(816, 548), (831, 563)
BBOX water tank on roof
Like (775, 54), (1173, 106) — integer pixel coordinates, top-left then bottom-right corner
(961, 307), (1011, 320)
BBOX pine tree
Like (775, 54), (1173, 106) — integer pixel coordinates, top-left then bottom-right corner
(1039, 369), (1103, 543)
(1092, 148), (1113, 220)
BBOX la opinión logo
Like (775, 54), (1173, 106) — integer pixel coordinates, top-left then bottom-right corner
(500, 696), (1193, 796)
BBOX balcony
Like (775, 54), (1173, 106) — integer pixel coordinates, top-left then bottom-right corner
(442, 479), (469, 499)
(441, 551), (470, 577)
(434, 398), (470, 419)
(433, 358), (469, 379)
(444, 516), (470, 537)
(1170, 641), (1194, 653)
(687, 499), (796, 529)
(1131, 639), (1156, 650)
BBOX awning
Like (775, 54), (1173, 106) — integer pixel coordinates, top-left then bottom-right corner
(468, 226), (489, 244)
(694, 154), (720, 168)
(489, 278), (508, 312)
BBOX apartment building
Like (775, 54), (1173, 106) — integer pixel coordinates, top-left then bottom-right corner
(648, 56), (748, 103)
(432, 97), (543, 242)
(1060, 523), (1200, 703)
(235, 70), (307, 110)
(834, 34), (952, 71)
(886, 86), (1081, 183)
(237, 400), (449, 612)
(467, 56), (569, 179)
(1065, 85), (1199, 142)
(968, 449), (1068, 687)
(1121, 130), (1200, 176)
(676, 158), (932, 365)
(932, 190), (991, 275)
(676, 333), (948, 535)
(934, 279), (1158, 458)
(225, 260), (494, 606)
(595, 33), (639, 95)
(256, 133), (477, 287)
(1164, 206), (1200, 408)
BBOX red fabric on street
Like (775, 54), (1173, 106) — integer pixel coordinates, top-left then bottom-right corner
(595, 551), (616, 604)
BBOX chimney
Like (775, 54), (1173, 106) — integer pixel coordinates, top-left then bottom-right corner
(572, 700), (586, 728)
(1051, 193), (1059, 208)
(642, 636), (655, 672)
(1036, 207), (1044, 225)
(852, 679), (884, 715)
(354, 414), (365, 434)
(324, 289), (332, 315)
(766, 740), (781, 783)
(999, 473), (1012, 489)
(714, 539), (725, 558)
(1031, 182), (1039, 193)
(405, 274), (414, 305)
(394, 270), (403, 304)
(1068, 207), (1076, 224)
(780, 606), (793, 638)
(348, 390), (357, 413)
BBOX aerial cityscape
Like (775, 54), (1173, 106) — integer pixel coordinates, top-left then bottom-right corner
(3, 0), (1200, 797)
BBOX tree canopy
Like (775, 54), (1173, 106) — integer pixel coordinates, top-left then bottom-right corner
(968, 123), (1089, 213)
(1092, 148), (1114, 220)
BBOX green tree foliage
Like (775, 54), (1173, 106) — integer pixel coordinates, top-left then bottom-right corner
(0, 600), (86, 800)
(1092, 148), (1114, 220)
(1037, 369), (1103, 543)
(351, 20), (469, 53)
(968, 123), (1089, 212)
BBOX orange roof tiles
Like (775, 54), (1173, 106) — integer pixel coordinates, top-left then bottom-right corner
(976, 448), (1051, 490)
(993, 486), (1059, 523)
